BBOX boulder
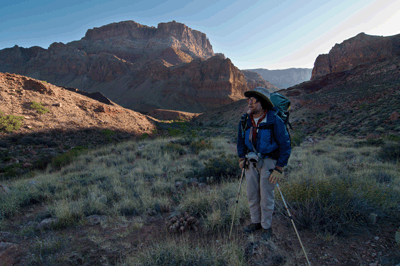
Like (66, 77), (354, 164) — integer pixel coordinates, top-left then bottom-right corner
(36, 218), (59, 230)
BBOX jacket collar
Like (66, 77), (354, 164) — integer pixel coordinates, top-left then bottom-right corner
(247, 108), (277, 127)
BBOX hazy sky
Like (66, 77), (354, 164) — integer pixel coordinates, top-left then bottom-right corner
(1, 0), (399, 70)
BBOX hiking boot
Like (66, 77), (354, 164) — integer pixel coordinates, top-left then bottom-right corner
(243, 223), (262, 233)
(261, 227), (272, 241)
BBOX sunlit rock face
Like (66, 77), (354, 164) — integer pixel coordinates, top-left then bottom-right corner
(311, 32), (400, 80)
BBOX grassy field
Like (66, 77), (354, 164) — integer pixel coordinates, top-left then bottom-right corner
(1, 124), (399, 265)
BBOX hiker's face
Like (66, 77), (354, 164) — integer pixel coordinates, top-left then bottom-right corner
(246, 97), (262, 115)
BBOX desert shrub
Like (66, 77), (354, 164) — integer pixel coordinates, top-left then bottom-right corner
(50, 146), (88, 170)
(167, 128), (181, 136)
(30, 101), (49, 114)
(198, 154), (240, 182)
(290, 130), (306, 147)
(189, 138), (213, 154)
(281, 136), (400, 235)
(203, 193), (248, 232)
(161, 142), (186, 156)
(49, 199), (84, 228)
(128, 240), (245, 266)
(116, 198), (141, 216)
(178, 189), (211, 217)
(0, 111), (24, 132)
(279, 174), (400, 235)
(179, 182), (248, 232)
(100, 129), (116, 142)
(0, 179), (48, 219)
(377, 142), (400, 163)
(150, 179), (176, 197)
(203, 209), (226, 232)
(140, 133), (150, 140)
(0, 163), (22, 179)
(386, 134), (400, 142)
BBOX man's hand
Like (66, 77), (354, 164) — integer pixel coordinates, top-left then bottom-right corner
(269, 169), (283, 184)
(239, 158), (248, 169)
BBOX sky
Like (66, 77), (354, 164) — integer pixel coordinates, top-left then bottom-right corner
(1, 0), (399, 70)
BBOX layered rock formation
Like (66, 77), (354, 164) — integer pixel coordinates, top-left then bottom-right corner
(0, 20), (256, 113)
(311, 32), (400, 80)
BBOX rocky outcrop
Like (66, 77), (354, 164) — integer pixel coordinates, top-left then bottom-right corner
(0, 20), (254, 113)
(286, 54), (400, 98)
(80, 20), (213, 60)
(311, 32), (400, 80)
(245, 68), (312, 89)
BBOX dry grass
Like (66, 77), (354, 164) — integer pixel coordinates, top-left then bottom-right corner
(1, 132), (399, 265)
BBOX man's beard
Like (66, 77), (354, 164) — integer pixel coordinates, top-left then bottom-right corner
(247, 106), (255, 115)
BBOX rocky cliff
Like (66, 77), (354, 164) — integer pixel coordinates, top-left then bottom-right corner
(76, 20), (214, 62)
(311, 32), (400, 80)
(0, 20), (253, 113)
(245, 68), (312, 89)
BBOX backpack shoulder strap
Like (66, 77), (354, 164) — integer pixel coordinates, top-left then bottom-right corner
(240, 113), (249, 138)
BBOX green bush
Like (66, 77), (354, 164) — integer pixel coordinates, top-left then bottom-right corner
(140, 133), (150, 140)
(30, 101), (49, 114)
(0, 111), (24, 132)
(386, 134), (400, 142)
(290, 130), (306, 147)
(199, 154), (240, 182)
(101, 129), (115, 137)
(167, 128), (181, 136)
(51, 146), (88, 170)
(101, 129), (116, 142)
(0, 163), (22, 179)
(377, 143), (400, 163)
(189, 139), (213, 154)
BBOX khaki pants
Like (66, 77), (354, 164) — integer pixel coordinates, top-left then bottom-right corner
(245, 157), (277, 229)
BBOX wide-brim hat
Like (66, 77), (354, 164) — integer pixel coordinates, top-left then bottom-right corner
(244, 87), (274, 109)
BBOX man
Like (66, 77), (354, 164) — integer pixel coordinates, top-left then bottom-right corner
(237, 87), (291, 241)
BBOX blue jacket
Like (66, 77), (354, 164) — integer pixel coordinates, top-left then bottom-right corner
(237, 109), (291, 167)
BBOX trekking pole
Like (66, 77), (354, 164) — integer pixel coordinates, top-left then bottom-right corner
(276, 183), (311, 266)
(229, 168), (245, 239)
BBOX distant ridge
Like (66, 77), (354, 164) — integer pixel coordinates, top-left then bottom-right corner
(243, 68), (312, 89)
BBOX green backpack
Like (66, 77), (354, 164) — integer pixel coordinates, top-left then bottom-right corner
(270, 92), (292, 130)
